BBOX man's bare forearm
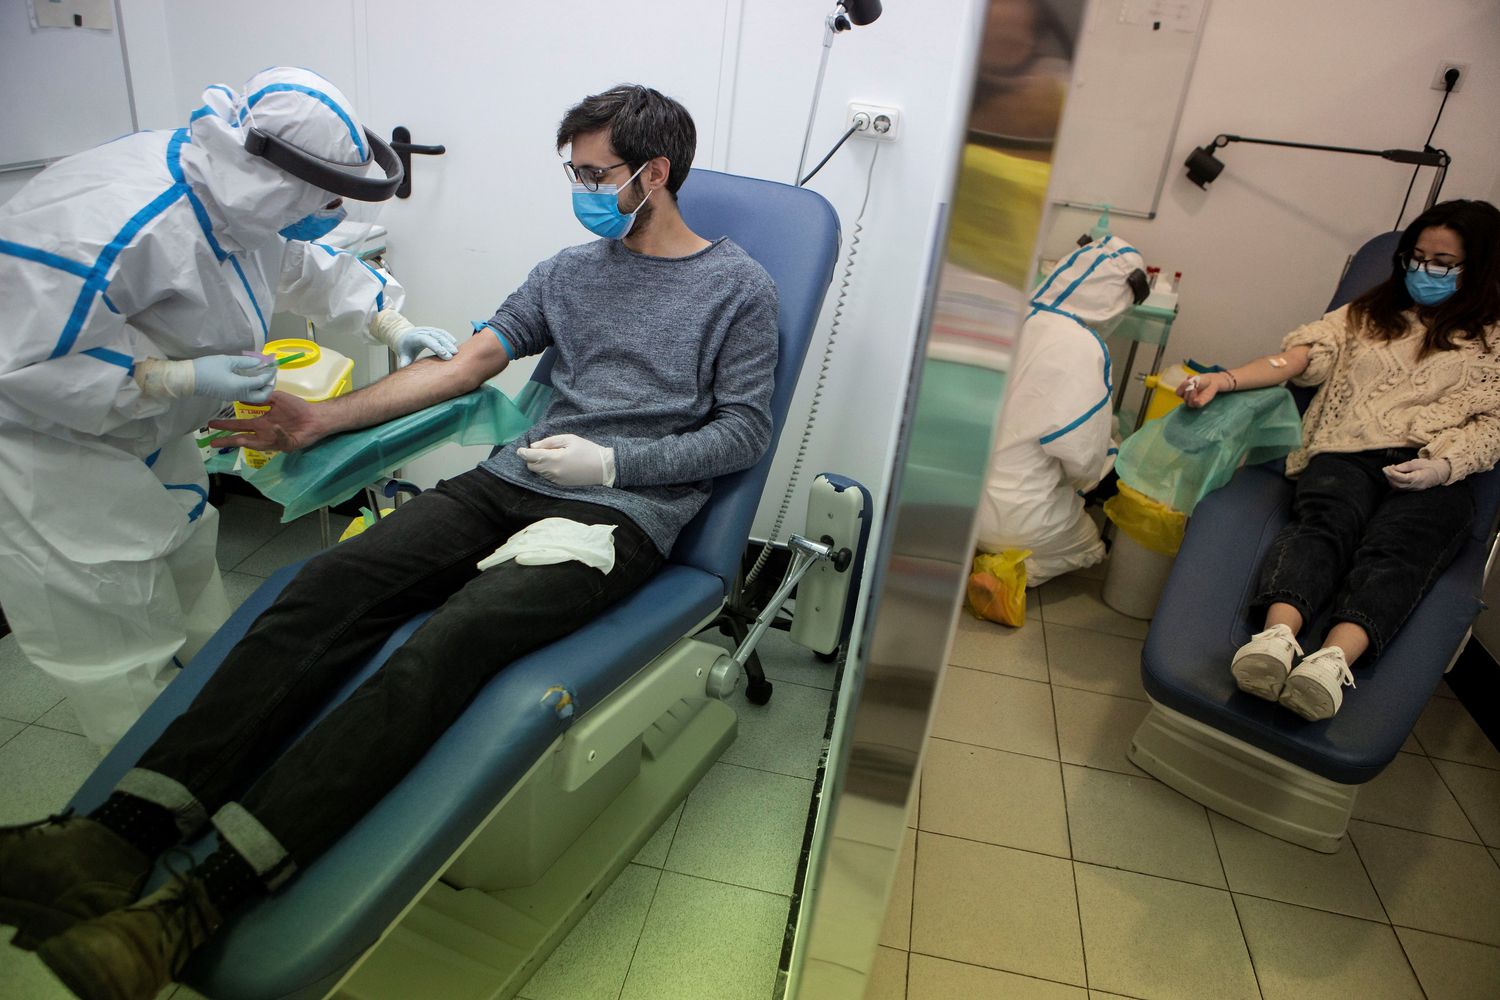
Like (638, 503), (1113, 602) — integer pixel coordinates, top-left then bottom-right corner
(314, 356), (488, 436)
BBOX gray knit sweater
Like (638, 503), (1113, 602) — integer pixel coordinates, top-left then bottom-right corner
(480, 237), (779, 554)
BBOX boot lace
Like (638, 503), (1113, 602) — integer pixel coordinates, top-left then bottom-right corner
(142, 849), (220, 977)
(1, 807), (76, 837)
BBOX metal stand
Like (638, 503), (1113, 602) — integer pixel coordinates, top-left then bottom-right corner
(706, 534), (852, 705)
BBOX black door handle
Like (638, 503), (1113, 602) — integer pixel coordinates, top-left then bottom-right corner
(390, 126), (446, 199)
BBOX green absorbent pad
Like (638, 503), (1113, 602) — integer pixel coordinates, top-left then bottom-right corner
(1115, 385), (1302, 516)
(215, 382), (551, 522)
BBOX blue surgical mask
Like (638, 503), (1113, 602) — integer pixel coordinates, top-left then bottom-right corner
(279, 204), (347, 242)
(571, 163), (652, 240)
(1404, 265), (1461, 306)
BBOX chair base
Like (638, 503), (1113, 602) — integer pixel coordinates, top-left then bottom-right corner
(331, 640), (738, 999)
(1128, 699), (1361, 853)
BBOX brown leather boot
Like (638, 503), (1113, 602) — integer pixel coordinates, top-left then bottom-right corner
(38, 871), (222, 1000)
(0, 814), (150, 950)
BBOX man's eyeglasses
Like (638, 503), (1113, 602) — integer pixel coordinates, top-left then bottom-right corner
(563, 160), (628, 192)
(1400, 253), (1463, 277)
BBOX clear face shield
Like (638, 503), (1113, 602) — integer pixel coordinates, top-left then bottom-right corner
(241, 101), (403, 259)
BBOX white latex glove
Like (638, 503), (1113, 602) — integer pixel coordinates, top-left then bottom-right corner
(516, 434), (616, 487)
(1384, 458), (1450, 491)
(134, 355), (276, 403)
(369, 308), (458, 368)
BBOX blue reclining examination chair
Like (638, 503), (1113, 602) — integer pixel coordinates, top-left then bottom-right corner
(69, 168), (842, 999)
(1131, 230), (1500, 852)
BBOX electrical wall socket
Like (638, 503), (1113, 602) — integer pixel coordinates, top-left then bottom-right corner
(1430, 61), (1468, 92)
(848, 102), (901, 142)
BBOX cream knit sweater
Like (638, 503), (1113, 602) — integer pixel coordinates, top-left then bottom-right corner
(1281, 304), (1500, 483)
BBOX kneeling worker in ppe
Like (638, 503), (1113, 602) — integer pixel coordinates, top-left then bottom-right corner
(974, 236), (1148, 585)
(0, 67), (453, 750)
(0, 84), (777, 1000)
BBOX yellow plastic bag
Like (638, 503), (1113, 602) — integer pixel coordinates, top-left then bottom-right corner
(1103, 483), (1186, 557)
(966, 549), (1031, 627)
(337, 506), (391, 543)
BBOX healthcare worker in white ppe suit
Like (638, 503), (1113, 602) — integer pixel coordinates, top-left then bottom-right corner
(0, 67), (455, 748)
(975, 236), (1148, 585)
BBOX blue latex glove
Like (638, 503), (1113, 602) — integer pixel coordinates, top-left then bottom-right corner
(393, 326), (458, 368)
(192, 354), (277, 403)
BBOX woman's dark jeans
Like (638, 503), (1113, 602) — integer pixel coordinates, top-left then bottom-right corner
(1255, 449), (1474, 658)
(132, 469), (663, 879)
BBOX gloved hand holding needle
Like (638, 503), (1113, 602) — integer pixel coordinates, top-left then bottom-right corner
(133, 354), (278, 403)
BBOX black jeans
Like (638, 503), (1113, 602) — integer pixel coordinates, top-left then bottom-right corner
(1255, 449), (1474, 658)
(131, 469), (662, 880)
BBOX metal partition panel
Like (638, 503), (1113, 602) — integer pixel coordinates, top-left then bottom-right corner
(788, 1), (1086, 996)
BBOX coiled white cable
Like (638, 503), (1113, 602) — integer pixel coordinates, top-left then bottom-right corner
(745, 142), (881, 587)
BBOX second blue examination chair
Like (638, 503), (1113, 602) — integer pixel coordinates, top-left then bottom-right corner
(1132, 231), (1500, 851)
(67, 168), (842, 998)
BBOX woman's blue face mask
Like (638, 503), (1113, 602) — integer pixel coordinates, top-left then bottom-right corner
(279, 204), (347, 242)
(1404, 265), (1462, 307)
(571, 163), (651, 240)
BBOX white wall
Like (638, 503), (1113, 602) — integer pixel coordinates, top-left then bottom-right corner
(1044, 0), (1500, 379)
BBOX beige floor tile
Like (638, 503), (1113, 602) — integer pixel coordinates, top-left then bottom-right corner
(880, 827), (916, 950)
(949, 611), (1049, 683)
(1395, 926), (1500, 1000)
(619, 873), (786, 1000)
(1351, 752), (1480, 842)
(911, 832), (1084, 986)
(1208, 813), (1385, 921)
(1401, 731), (1423, 754)
(1349, 820), (1500, 945)
(921, 739), (1069, 858)
(0, 935), (75, 999)
(1235, 895), (1422, 1000)
(1043, 624), (1147, 703)
(0, 634), (65, 726)
(906, 953), (1086, 999)
(664, 763), (811, 895)
(907, 769), (920, 830)
(930, 667), (1058, 760)
(867, 947), (909, 1000)
(1432, 757), (1500, 847)
(1052, 686), (1149, 777)
(633, 802), (683, 868)
(1062, 765), (1224, 888)
(1037, 575), (1149, 640)
(1492, 846), (1500, 867)
(521, 863), (660, 1000)
(0, 726), (100, 825)
(1412, 698), (1500, 770)
(1074, 863), (1259, 1000)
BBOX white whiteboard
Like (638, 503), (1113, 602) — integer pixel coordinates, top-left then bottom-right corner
(0, 1), (134, 171)
(1048, 0), (1210, 218)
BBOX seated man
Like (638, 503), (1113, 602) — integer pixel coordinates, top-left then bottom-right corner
(0, 83), (778, 1000)
(972, 235), (1147, 587)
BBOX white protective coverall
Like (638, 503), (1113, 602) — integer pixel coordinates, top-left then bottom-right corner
(0, 68), (404, 746)
(975, 236), (1144, 585)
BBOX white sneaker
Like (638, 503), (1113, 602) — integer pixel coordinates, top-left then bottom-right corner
(1231, 624), (1303, 701)
(1279, 646), (1356, 721)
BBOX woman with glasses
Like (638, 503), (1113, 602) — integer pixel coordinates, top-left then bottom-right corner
(1177, 198), (1500, 721)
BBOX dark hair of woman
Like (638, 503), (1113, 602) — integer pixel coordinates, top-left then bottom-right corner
(1347, 198), (1500, 357)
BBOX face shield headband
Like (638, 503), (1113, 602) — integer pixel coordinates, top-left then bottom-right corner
(242, 126), (404, 202)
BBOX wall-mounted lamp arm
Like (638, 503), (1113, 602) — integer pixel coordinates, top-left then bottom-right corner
(1211, 134), (1448, 167)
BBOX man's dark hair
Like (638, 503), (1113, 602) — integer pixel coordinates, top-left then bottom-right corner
(556, 85), (696, 198)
